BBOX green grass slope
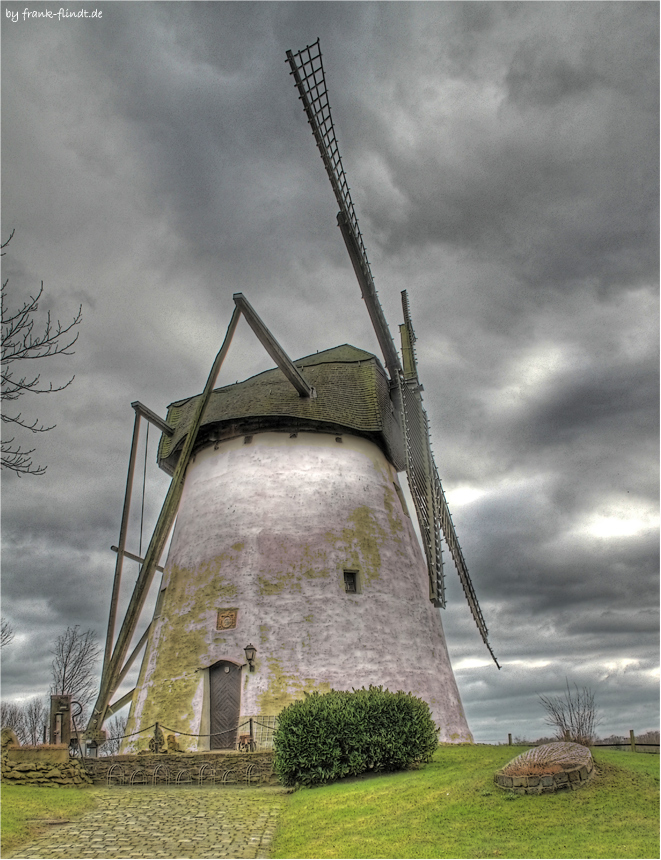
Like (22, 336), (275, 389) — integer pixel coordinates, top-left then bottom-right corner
(272, 744), (660, 859)
(1, 784), (100, 856)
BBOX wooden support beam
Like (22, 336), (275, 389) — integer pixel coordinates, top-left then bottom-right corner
(111, 546), (165, 573)
(116, 624), (152, 689)
(102, 409), (141, 684)
(87, 305), (243, 735)
(131, 401), (174, 436)
(233, 293), (315, 398)
(105, 688), (136, 719)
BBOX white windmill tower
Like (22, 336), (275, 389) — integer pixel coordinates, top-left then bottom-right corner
(86, 40), (497, 753)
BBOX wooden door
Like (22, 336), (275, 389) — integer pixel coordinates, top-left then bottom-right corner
(209, 661), (241, 749)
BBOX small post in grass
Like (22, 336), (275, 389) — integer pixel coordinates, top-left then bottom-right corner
(508, 733), (512, 746)
(630, 730), (636, 753)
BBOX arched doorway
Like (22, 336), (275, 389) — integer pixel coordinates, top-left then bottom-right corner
(208, 660), (242, 750)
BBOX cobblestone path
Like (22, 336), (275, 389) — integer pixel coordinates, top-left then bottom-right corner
(9, 785), (287, 859)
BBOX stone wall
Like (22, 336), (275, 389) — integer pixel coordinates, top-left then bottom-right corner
(494, 757), (594, 794)
(6, 744), (70, 764)
(2, 749), (93, 788)
(82, 750), (277, 786)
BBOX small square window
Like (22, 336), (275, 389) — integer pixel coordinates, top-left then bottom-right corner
(344, 570), (358, 593)
(244, 435), (253, 445)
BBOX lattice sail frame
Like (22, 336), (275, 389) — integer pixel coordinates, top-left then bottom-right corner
(287, 40), (498, 666)
(285, 40), (401, 381)
(400, 293), (497, 664)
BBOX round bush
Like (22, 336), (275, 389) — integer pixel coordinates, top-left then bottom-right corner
(273, 686), (438, 786)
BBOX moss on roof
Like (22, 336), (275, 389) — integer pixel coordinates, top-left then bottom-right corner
(158, 344), (405, 472)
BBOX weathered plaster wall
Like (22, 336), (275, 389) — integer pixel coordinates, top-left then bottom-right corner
(123, 431), (472, 750)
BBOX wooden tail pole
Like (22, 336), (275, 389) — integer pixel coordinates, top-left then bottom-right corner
(87, 305), (243, 735)
(102, 408), (142, 683)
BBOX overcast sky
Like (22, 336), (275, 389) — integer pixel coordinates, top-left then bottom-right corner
(2, 2), (658, 742)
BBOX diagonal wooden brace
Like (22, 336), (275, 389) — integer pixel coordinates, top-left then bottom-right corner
(87, 305), (242, 733)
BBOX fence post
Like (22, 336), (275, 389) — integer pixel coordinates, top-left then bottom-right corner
(508, 733), (512, 746)
(564, 730), (570, 741)
(249, 717), (255, 751)
(630, 729), (636, 753)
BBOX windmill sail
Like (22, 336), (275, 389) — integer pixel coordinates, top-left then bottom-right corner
(287, 39), (499, 667)
(401, 291), (500, 666)
(285, 41), (401, 383)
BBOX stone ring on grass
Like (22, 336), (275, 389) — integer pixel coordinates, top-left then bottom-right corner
(494, 742), (594, 795)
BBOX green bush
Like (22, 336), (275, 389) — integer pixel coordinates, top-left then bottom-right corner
(273, 686), (438, 786)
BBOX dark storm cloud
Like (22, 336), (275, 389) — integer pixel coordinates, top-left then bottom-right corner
(1, 2), (657, 740)
(354, 3), (658, 295)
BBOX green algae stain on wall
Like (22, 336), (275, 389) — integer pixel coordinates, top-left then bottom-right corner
(383, 483), (405, 540)
(185, 557), (238, 623)
(127, 615), (208, 752)
(258, 571), (301, 595)
(125, 556), (239, 751)
(257, 657), (331, 714)
(344, 505), (387, 586)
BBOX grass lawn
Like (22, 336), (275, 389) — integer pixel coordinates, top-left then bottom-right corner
(271, 744), (660, 859)
(1, 784), (100, 856)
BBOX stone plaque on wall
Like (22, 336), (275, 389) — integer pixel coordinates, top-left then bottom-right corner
(216, 608), (238, 630)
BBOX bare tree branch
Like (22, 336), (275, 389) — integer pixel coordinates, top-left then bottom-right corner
(0, 701), (28, 745)
(51, 626), (101, 724)
(1, 617), (15, 648)
(23, 697), (48, 745)
(99, 714), (128, 756)
(1, 231), (82, 476)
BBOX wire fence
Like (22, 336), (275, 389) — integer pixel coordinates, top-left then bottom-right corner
(95, 716), (280, 754)
(475, 732), (659, 754)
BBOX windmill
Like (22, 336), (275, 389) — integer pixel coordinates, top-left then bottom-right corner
(85, 39), (497, 753)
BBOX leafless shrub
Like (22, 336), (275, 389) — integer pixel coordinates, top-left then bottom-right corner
(538, 680), (600, 746)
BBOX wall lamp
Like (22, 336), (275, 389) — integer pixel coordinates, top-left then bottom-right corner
(244, 643), (257, 672)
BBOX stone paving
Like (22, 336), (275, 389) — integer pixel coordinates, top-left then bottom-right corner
(9, 785), (287, 859)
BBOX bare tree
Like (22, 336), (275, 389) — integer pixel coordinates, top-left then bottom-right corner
(23, 697), (48, 745)
(637, 729), (660, 744)
(0, 701), (28, 745)
(538, 680), (600, 747)
(1, 230), (82, 476)
(51, 626), (101, 722)
(1, 616), (14, 648)
(100, 714), (128, 756)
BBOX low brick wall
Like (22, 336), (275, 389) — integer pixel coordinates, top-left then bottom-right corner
(82, 750), (277, 787)
(495, 757), (594, 794)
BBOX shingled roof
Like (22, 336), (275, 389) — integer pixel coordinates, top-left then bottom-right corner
(157, 344), (405, 473)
